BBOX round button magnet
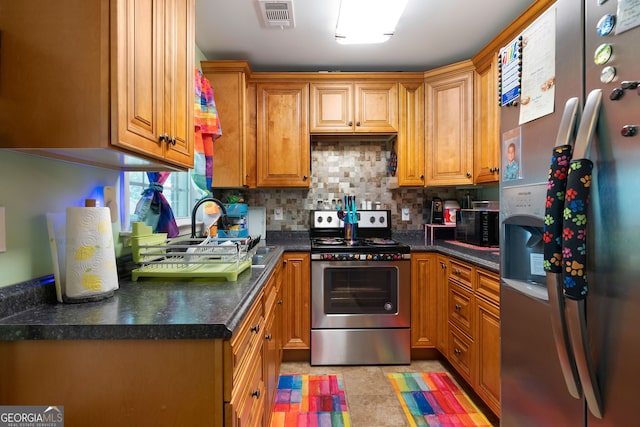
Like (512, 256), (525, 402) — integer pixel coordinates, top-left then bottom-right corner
(600, 66), (616, 84)
(594, 43), (613, 65)
(597, 14), (616, 36)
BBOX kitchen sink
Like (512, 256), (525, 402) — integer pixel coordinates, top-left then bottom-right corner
(251, 246), (277, 268)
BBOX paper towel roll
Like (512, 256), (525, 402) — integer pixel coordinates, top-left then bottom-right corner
(65, 206), (118, 301)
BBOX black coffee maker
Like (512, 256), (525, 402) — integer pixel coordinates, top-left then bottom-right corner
(429, 197), (444, 224)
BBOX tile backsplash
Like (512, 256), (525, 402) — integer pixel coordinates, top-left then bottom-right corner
(216, 140), (493, 231)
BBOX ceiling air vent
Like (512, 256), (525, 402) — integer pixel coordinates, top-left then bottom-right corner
(258, 0), (295, 28)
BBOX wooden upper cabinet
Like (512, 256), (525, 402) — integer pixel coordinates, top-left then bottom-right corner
(0, 0), (194, 171)
(310, 82), (398, 133)
(473, 54), (500, 184)
(115, 0), (194, 169)
(424, 60), (475, 186)
(397, 81), (425, 186)
(256, 83), (310, 187)
(201, 60), (251, 188)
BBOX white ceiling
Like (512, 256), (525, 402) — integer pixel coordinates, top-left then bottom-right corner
(195, 0), (536, 72)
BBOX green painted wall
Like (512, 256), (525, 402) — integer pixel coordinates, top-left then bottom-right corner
(0, 151), (121, 288)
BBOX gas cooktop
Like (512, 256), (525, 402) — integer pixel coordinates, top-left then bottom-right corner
(309, 210), (411, 260)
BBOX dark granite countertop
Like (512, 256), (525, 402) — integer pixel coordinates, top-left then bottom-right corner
(0, 230), (498, 342)
(392, 231), (500, 273)
(0, 247), (284, 341)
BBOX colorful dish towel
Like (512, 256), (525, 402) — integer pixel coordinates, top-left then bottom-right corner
(193, 67), (222, 197)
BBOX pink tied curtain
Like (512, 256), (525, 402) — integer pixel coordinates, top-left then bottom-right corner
(134, 172), (179, 237)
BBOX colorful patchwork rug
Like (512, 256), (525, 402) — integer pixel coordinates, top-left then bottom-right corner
(270, 374), (351, 427)
(388, 372), (492, 427)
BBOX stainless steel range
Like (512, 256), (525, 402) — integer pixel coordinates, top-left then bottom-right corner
(310, 209), (411, 365)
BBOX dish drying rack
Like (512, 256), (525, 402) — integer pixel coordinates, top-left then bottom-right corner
(130, 223), (259, 281)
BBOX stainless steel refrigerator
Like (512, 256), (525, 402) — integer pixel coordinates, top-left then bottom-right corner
(500, 0), (640, 425)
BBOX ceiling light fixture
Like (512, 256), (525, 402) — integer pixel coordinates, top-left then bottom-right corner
(335, 0), (409, 45)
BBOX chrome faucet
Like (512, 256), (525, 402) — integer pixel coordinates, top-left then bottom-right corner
(191, 197), (227, 238)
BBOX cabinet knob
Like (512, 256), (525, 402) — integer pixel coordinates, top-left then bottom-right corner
(158, 133), (169, 143)
(251, 390), (261, 399)
(466, 172), (472, 178)
(356, 121), (361, 127)
(303, 175), (308, 181)
(250, 324), (260, 333)
(170, 136), (176, 146)
(420, 175), (425, 180)
(265, 333), (272, 340)
(454, 348), (461, 355)
(277, 299), (283, 305)
(348, 121), (353, 127)
(455, 304), (462, 311)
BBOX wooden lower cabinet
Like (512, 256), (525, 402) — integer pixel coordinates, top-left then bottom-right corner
(262, 259), (283, 426)
(438, 256), (501, 418)
(282, 252), (311, 354)
(476, 296), (501, 416)
(410, 253), (437, 348)
(435, 255), (449, 354)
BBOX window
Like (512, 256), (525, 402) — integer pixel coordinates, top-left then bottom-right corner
(122, 171), (200, 232)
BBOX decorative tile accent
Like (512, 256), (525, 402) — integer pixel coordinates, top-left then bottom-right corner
(216, 141), (473, 231)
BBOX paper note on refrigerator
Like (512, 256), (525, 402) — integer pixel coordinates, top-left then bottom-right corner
(519, 7), (556, 125)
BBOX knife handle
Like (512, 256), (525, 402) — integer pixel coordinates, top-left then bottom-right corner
(544, 144), (573, 273)
(562, 158), (593, 300)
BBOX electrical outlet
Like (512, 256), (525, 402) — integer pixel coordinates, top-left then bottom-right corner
(0, 207), (5, 253)
(401, 207), (410, 221)
(274, 207), (283, 221)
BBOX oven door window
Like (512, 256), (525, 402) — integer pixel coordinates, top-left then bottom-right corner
(323, 266), (398, 314)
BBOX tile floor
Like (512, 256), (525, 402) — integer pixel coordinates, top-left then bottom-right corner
(278, 360), (500, 426)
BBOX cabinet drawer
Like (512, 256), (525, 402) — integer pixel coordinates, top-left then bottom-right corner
(230, 295), (264, 379)
(448, 281), (474, 337)
(229, 352), (265, 427)
(448, 259), (474, 290)
(448, 324), (474, 384)
(476, 269), (500, 305)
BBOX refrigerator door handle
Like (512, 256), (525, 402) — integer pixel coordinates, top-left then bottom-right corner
(543, 97), (581, 399)
(566, 299), (604, 419)
(562, 89), (604, 419)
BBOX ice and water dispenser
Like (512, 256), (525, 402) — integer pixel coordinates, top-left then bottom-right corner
(501, 184), (548, 290)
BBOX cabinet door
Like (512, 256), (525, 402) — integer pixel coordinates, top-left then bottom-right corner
(435, 255), (449, 354)
(114, 0), (165, 158)
(425, 61), (475, 186)
(355, 82), (398, 132)
(411, 253), (437, 348)
(309, 83), (353, 132)
(114, 0), (193, 168)
(257, 83), (310, 187)
(282, 252), (311, 351)
(474, 54), (500, 184)
(162, 0), (194, 168)
(476, 297), (500, 416)
(397, 82), (425, 186)
(202, 61), (250, 188)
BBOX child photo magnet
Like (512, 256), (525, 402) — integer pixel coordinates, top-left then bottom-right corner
(502, 127), (522, 181)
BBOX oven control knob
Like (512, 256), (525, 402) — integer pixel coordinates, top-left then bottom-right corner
(384, 302), (393, 311)
(369, 216), (375, 223)
(379, 216), (385, 224)
(326, 216), (332, 223)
